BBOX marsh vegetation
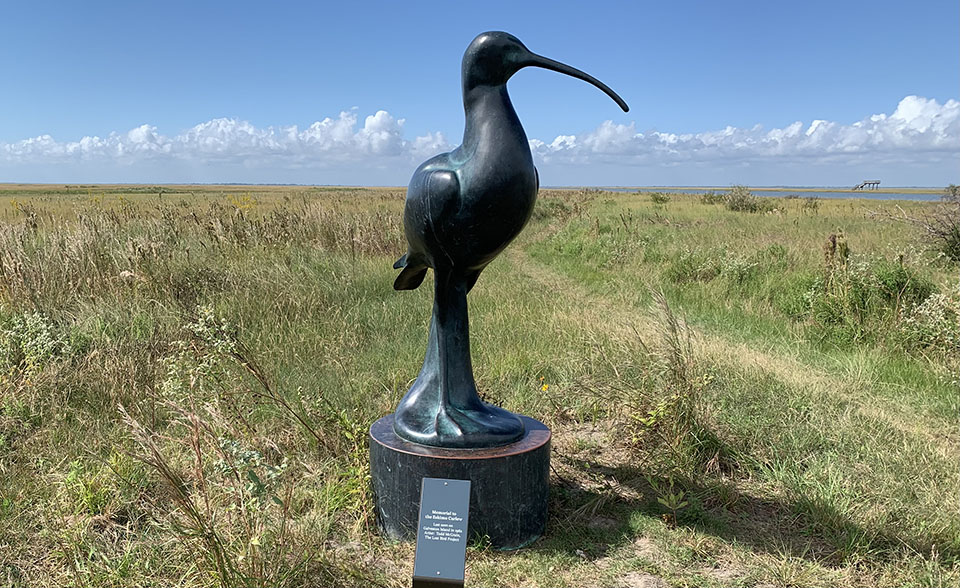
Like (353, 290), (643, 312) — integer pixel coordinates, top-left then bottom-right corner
(0, 184), (957, 587)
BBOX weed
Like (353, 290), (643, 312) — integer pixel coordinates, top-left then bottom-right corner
(121, 404), (305, 587)
(719, 254), (759, 285)
(898, 281), (960, 365)
(64, 460), (113, 516)
(664, 248), (722, 283)
(122, 302), (378, 586)
(646, 475), (688, 527)
(757, 546), (820, 587)
(0, 311), (69, 383)
(823, 231), (850, 272)
(798, 231), (940, 346)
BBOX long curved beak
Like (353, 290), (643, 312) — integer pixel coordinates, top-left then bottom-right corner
(526, 53), (629, 112)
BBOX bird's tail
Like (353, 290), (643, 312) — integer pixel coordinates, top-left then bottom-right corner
(393, 253), (428, 290)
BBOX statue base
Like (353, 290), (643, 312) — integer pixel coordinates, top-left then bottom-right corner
(369, 414), (550, 550)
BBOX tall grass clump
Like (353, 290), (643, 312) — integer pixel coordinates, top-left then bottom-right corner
(663, 248), (723, 283)
(663, 244), (785, 288)
(122, 305), (375, 587)
(625, 291), (719, 476)
(698, 190), (725, 205)
(799, 232), (938, 345)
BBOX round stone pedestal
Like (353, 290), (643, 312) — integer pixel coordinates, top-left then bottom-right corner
(369, 414), (550, 550)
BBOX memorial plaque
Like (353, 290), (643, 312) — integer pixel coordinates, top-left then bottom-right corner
(412, 478), (471, 587)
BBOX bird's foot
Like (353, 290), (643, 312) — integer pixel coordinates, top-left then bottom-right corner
(394, 397), (524, 448)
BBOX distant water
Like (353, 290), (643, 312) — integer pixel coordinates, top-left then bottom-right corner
(598, 187), (942, 201)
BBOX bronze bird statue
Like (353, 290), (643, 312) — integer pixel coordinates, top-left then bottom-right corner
(393, 31), (628, 448)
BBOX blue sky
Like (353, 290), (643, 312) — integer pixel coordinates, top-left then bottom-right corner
(1, 1), (957, 186)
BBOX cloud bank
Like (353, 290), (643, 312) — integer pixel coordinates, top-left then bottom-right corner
(529, 96), (959, 168)
(1, 110), (450, 168)
(1, 96), (956, 184)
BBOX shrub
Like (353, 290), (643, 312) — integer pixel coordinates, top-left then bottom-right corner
(898, 282), (960, 357)
(531, 197), (572, 221)
(933, 186), (960, 261)
(650, 191), (671, 204)
(802, 252), (937, 344)
(664, 248), (722, 283)
(0, 312), (68, 380)
(944, 184), (960, 202)
(698, 191), (725, 205)
(802, 196), (821, 214)
(725, 185), (766, 213)
(871, 186), (960, 263)
(919, 186), (960, 262)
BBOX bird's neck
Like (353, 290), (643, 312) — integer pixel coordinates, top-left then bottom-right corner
(460, 84), (529, 157)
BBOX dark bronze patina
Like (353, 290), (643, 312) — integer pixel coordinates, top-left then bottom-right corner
(393, 32), (628, 448)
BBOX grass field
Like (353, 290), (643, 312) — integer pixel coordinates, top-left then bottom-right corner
(607, 186), (943, 195)
(0, 184), (957, 587)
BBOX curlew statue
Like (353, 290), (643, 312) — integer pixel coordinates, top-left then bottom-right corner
(392, 31), (628, 448)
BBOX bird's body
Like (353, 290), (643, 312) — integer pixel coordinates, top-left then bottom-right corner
(394, 71), (538, 291)
(392, 32), (627, 448)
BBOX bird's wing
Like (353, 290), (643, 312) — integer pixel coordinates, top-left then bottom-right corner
(394, 166), (461, 291)
(405, 167), (460, 267)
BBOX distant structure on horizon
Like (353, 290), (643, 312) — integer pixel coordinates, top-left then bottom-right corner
(853, 180), (881, 190)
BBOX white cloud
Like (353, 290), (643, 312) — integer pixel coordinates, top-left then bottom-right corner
(357, 110), (405, 155)
(0, 110), (452, 169)
(531, 95), (960, 166)
(410, 131), (450, 158)
(0, 96), (956, 184)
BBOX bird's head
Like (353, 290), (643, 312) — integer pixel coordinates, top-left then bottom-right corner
(462, 31), (629, 112)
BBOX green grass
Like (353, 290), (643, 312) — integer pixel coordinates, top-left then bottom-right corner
(0, 184), (958, 587)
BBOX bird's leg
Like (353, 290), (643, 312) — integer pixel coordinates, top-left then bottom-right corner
(393, 268), (525, 448)
(432, 268), (482, 413)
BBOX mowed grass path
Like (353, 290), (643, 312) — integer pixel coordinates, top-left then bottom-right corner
(0, 185), (957, 587)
